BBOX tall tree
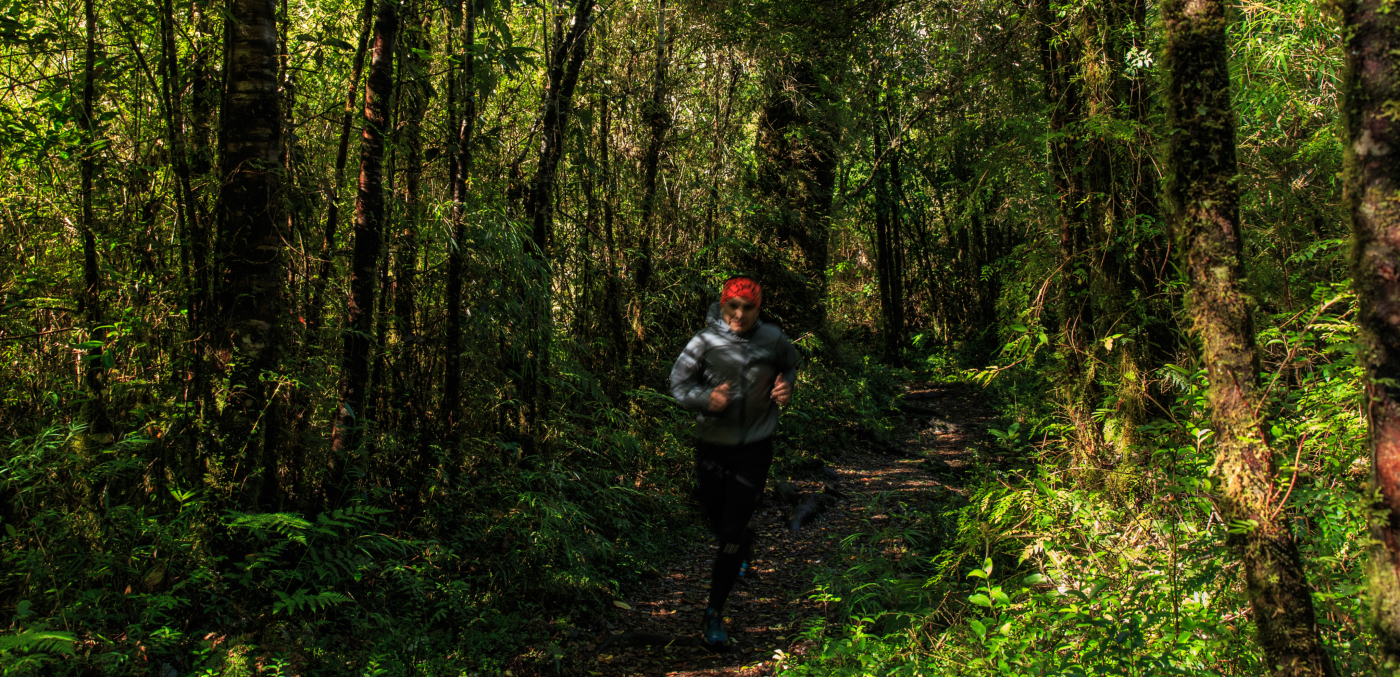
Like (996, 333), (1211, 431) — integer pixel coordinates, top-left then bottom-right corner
(1163, 0), (1335, 672)
(1342, 0), (1400, 666)
(331, 0), (398, 486)
(597, 93), (628, 395)
(631, 0), (670, 304)
(391, 0), (431, 429)
(518, 0), (595, 449)
(753, 58), (839, 338)
(78, 0), (112, 440)
(157, 0), (205, 452)
(1037, 0), (1100, 456)
(443, 0), (477, 445)
(307, 0), (378, 338)
(870, 75), (905, 362)
(214, 0), (285, 501)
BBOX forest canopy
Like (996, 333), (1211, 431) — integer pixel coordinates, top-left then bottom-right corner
(0, 0), (1393, 673)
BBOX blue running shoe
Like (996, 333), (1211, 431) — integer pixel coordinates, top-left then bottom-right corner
(701, 607), (729, 648)
(737, 561), (761, 584)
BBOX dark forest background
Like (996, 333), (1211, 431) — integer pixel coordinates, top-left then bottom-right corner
(0, 0), (1397, 673)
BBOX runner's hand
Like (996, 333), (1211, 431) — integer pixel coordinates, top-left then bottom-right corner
(771, 374), (791, 406)
(708, 383), (732, 413)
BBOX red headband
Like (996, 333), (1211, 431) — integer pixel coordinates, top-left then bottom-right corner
(721, 278), (762, 308)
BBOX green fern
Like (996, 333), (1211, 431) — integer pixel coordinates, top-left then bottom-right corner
(227, 511), (313, 544)
(0, 628), (76, 675)
(272, 589), (352, 615)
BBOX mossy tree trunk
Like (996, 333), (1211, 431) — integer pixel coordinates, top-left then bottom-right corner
(1164, 0), (1335, 673)
(1342, 0), (1400, 668)
(1038, 0), (1100, 456)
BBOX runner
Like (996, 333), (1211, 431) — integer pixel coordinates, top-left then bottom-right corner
(668, 276), (798, 648)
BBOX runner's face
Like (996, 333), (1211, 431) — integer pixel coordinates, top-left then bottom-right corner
(722, 296), (758, 333)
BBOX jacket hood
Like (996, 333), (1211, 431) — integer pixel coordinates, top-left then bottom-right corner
(706, 301), (762, 338)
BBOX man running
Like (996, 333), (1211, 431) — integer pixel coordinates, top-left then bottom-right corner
(669, 276), (798, 648)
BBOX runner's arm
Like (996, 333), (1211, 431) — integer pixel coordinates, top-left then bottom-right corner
(778, 335), (798, 392)
(670, 335), (714, 411)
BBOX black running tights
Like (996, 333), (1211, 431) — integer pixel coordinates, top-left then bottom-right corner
(695, 438), (773, 612)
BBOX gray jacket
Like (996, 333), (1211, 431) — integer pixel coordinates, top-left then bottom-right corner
(669, 302), (799, 446)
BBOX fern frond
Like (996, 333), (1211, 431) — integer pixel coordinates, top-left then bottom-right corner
(0, 628), (76, 656)
(272, 589), (352, 615)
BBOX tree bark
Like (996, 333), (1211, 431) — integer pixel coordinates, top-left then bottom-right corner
(598, 94), (627, 395)
(519, 0), (594, 450)
(1164, 0), (1335, 673)
(307, 0), (377, 338)
(215, 0), (285, 504)
(753, 59), (838, 339)
(157, 0), (207, 470)
(443, 0), (477, 445)
(1342, 0), (1400, 666)
(1038, 0), (1099, 456)
(632, 0), (670, 300)
(331, 0), (397, 487)
(78, 0), (112, 439)
(392, 0), (430, 430)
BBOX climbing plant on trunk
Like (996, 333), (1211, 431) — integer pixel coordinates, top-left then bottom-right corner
(1342, 0), (1400, 667)
(1163, 0), (1335, 673)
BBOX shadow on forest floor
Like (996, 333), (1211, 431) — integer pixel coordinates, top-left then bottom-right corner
(523, 380), (995, 676)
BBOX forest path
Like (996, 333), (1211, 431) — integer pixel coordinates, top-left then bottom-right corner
(548, 381), (994, 677)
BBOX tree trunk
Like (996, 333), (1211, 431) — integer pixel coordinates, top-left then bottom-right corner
(307, 0), (377, 339)
(1126, 0), (1173, 405)
(1164, 0), (1335, 673)
(331, 0), (397, 489)
(872, 140), (898, 361)
(1038, 0), (1099, 456)
(519, 0), (594, 450)
(753, 59), (838, 339)
(158, 0), (207, 473)
(599, 94), (627, 395)
(1342, 0), (1400, 666)
(443, 0), (476, 445)
(392, 0), (429, 431)
(631, 0), (669, 309)
(214, 0), (284, 505)
(78, 0), (112, 440)
(871, 92), (905, 363)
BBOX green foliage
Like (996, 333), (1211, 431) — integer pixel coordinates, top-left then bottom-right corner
(779, 285), (1377, 675)
(0, 623), (76, 676)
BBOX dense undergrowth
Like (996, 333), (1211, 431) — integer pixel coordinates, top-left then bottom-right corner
(0, 331), (908, 676)
(776, 284), (1378, 676)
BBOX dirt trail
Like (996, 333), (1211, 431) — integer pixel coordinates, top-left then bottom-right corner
(553, 382), (994, 677)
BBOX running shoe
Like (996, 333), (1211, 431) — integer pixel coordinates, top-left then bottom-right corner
(701, 607), (729, 648)
(737, 560), (762, 584)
